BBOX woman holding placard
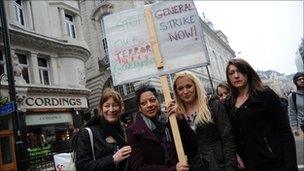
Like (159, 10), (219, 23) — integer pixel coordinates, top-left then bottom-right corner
(126, 85), (189, 171)
(167, 71), (236, 171)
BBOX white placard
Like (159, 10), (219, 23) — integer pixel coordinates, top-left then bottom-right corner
(104, 1), (209, 85)
(152, 1), (209, 72)
(104, 8), (158, 85)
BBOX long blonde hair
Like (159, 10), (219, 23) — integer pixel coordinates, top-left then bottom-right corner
(173, 71), (212, 124)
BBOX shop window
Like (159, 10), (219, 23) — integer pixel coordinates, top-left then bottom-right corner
(0, 50), (5, 76)
(16, 53), (30, 83)
(38, 57), (50, 85)
(65, 13), (76, 39)
(14, 0), (24, 25)
(26, 122), (74, 169)
(0, 137), (13, 164)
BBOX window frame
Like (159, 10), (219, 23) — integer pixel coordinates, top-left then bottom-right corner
(64, 13), (76, 39)
(16, 53), (31, 84)
(37, 57), (50, 85)
(114, 83), (135, 96)
(14, 0), (25, 25)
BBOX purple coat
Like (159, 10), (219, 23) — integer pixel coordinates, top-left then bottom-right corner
(126, 113), (178, 171)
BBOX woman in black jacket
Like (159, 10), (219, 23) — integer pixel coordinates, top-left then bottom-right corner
(167, 71), (236, 171)
(225, 58), (297, 171)
(75, 88), (131, 171)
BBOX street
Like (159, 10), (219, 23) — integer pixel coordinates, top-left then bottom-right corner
(295, 132), (304, 170)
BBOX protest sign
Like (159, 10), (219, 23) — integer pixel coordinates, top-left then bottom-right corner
(152, 1), (209, 72)
(104, 1), (209, 85)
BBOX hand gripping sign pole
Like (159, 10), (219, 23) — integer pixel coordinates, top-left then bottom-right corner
(144, 6), (187, 165)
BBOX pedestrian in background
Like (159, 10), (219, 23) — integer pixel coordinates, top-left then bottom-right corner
(167, 71), (236, 171)
(75, 88), (131, 171)
(216, 81), (231, 104)
(225, 58), (297, 171)
(126, 85), (189, 171)
(288, 72), (304, 136)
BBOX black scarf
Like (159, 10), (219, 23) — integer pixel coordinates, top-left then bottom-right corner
(99, 117), (127, 148)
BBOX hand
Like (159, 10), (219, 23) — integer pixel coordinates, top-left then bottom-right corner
(113, 146), (132, 164)
(176, 162), (189, 171)
(166, 100), (184, 120)
(293, 130), (300, 136)
(236, 154), (245, 170)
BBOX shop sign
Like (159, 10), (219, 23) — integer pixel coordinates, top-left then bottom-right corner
(28, 144), (53, 166)
(26, 113), (73, 126)
(22, 95), (88, 109)
(0, 101), (15, 116)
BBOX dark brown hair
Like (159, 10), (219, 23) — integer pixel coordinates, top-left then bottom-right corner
(225, 58), (266, 98)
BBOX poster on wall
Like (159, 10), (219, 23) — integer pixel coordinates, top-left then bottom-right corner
(104, 1), (209, 85)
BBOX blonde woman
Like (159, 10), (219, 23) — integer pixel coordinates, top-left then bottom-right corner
(167, 71), (236, 171)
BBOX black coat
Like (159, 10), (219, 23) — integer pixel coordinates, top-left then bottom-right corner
(226, 88), (297, 170)
(180, 99), (236, 171)
(75, 116), (129, 171)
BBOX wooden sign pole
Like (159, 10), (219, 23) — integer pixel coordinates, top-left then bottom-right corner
(145, 7), (187, 165)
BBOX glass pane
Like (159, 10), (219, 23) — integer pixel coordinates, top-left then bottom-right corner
(71, 25), (76, 38)
(38, 58), (47, 67)
(0, 51), (3, 61)
(114, 85), (124, 96)
(43, 71), (49, 85)
(19, 8), (24, 25)
(0, 137), (13, 164)
(22, 68), (29, 83)
(0, 65), (4, 75)
(15, 0), (22, 5)
(66, 23), (71, 37)
(0, 116), (9, 130)
(65, 14), (73, 22)
(39, 70), (43, 84)
(15, 6), (19, 23)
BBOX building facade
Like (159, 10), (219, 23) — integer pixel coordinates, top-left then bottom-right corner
(295, 38), (304, 72)
(189, 18), (235, 94)
(0, 0), (90, 170)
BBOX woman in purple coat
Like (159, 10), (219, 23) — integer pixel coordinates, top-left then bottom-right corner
(126, 85), (189, 171)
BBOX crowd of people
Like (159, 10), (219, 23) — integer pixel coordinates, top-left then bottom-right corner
(72, 58), (303, 171)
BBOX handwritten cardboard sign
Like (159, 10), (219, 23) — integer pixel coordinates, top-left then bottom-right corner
(104, 1), (209, 85)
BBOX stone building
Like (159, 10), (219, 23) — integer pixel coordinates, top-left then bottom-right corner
(0, 0), (90, 170)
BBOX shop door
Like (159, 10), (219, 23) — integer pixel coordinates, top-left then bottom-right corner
(0, 130), (17, 171)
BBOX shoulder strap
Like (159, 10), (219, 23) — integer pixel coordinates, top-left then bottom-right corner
(291, 92), (299, 130)
(85, 127), (96, 160)
(292, 92), (298, 113)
